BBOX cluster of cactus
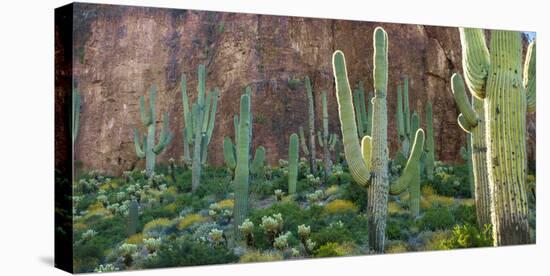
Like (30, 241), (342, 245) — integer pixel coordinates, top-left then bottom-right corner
(298, 81), (339, 179)
(72, 89), (81, 144)
(332, 27), (425, 252)
(453, 28), (535, 245)
(181, 65), (219, 191)
(133, 85), (173, 177)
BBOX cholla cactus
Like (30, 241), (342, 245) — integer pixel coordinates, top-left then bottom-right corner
(274, 189), (284, 201)
(118, 243), (138, 267)
(260, 213), (284, 244)
(96, 194), (108, 206)
(297, 224), (311, 240)
(144, 237), (162, 254)
(291, 247), (300, 257)
(306, 239), (317, 253)
(273, 231), (292, 250)
(306, 174), (321, 186)
(238, 219), (254, 246)
(208, 228), (224, 246)
(94, 264), (119, 273)
(306, 189), (324, 205)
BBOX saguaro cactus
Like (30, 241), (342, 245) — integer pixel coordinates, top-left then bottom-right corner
(460, 135), (475, 199)
(395, 77), (412, 159)
(181, 65), (219, 191)
(233, 94), (251, 231)
(353, 82), (373, 137)
(127, 199), (139, 237)
(304, 76), (317, 174)
(457, 28), (535, 245)
(424, 102), (435, 180)
(288, 133), (299, 195)
(332, 27), (425, 252)
(318, 90), (338, 178)
(250, 146), (266, 178)
(72, 89), (81, 144)
(134, 85), (173, 177)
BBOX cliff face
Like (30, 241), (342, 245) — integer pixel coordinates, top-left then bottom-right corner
(69, 3), (535, 175)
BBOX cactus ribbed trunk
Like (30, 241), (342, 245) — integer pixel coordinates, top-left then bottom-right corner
(234, 95), (251, 231)
(468, 102), (491, 227)
(322, 91), (332, 178)
(485, 31), (529, 245)
(191, 107), (205, 192)
(288, 133), (299, 194)
(366, 91), (389, 252)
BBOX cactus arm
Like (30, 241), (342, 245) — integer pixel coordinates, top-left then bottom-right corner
(353, 88), (365, 136)
(389, 129), (425, 195)
(410, 112), (420, 142)
(361, 136), (372, 172)
(332, 50), (371, 186)
(396, 84), (405, 140)
(459, 28), (490, 99)
(305, 76), (317, 174)
(366, 91), (373, 135)
(153, 113), (172, 154)
(451, 73), (478, 127)
(358, 83), (368, 133)
(402, 77), (410, 136)
(298, 126), (310, 155)
(233, 115), (239, 143)
(524, 41), (536, 112)
(181, 74), (193, 144)
(139, 95), (151, 126)
(205, 89), (219, 146)
(457, 114), (475, 133)
(251, 146), (266, 176)
(223, 137), (237, 170)
(133, 128), (145, 159)
(201, 91), (212, 133)
(288, 133), (299, 194)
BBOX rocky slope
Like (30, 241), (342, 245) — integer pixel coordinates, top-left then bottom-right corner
(65, 3), (535, 175)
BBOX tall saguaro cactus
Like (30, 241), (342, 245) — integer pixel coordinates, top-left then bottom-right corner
(332, 27), (425, 252)
(288, 133), (299, 195)
(181, 65), (219, 191)
(353, 82), (373, 137)
(457, 28), (535, 245)
(318, 90), (338, 178)
(233, 94), (251, 231)
(452, 74), (491, 228)
(134, 85), (173, 177)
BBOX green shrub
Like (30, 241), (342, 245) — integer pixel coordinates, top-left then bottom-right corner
(439, 224), (493, 249)
(340, 182), (369, 211)
(452, 204), (477, 225)
(145, 236), (238, 268)
(386, 214), (414, 240)
(315, 242), (356, 258)
(418, 206), (455, 231)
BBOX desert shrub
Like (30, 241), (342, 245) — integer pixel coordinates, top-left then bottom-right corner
(173, 170), (192, 192)
(239, 250), (284, 263)
(250, 178), (274, 199)
(418, 230), (452, 251)
(439, 224), (493, 249)
(127, 233), (144, 244)
(340, 182), (369, 211)
(429, 163), (471, 197)
(142, 218), (174, 238)
(385, 240), (408, 253)
(324, 199), (358, 214)
(314, 242), (356, 258)
(418, 205), (455, 231)
(144, 236), (238, 268)
(386, 214), (414, 240)
(387, 201), (407, 215)
(452, 204), (477, 225)
(177, 214), (206, 230)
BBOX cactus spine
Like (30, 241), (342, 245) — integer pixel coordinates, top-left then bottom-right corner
(424, 102), (435, 180)
(233, 94), (251, 231)
(72, 89), (81, 144)
(133, 85), (173, 177)
(288, 133), (299, 194)
(332, 27), (425, 252)
(181, 65), (219, 191)
(457, 28), (535, 245)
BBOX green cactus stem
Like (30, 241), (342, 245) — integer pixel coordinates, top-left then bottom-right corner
(288, 133), (299, 195)
(458, 29), (535, 245)
(304, 76), (317, 174)
(223, 136), (236, 171)
(233, 94), (251, 231)
(424, 102), (435, 181)
(332, 27), (425, 252)
(251, 146), (266, 178)
(133, 85), (173, 177)
(460, 135), (475, 199)
(127, 199), (139, 237)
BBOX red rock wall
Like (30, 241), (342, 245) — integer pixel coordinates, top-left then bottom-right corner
(67, 3), (535, 175)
